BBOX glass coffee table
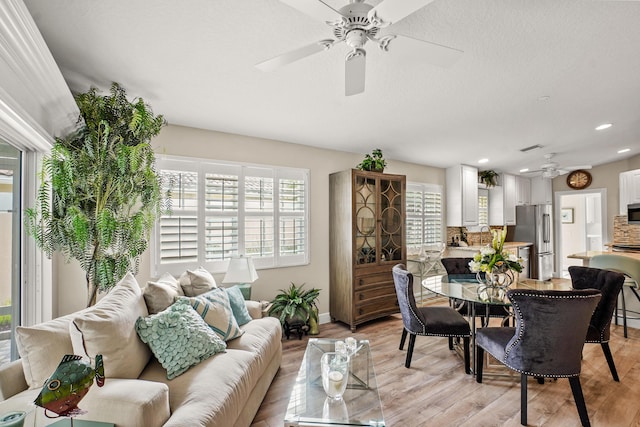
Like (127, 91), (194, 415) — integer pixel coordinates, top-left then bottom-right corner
(284, 338), (385, 426)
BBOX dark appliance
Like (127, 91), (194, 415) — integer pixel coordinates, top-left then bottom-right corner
(628, 203), (640, 225)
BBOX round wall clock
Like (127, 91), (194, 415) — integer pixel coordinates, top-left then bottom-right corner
(566, 169), (592, 190)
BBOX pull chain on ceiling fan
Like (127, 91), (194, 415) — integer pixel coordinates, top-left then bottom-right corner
(255, 0), (463, 96)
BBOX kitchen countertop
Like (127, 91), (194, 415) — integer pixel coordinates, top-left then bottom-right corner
(446, 241), (533, 251)
(567, 250), (640, 262)
(443, 241), (532, 258)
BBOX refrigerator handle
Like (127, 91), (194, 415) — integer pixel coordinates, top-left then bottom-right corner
(543, 213), (550, 243)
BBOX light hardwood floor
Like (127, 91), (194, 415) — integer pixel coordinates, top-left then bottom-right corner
(252, 304), (640, 427)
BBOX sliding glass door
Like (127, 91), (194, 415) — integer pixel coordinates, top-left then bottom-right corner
(0, 141), (21, 365)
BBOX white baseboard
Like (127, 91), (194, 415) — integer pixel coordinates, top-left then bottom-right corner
(319, 312), (331, 324)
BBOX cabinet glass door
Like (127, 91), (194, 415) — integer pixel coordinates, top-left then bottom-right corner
(380, 178), (403, 263)
(354, 175), (377, 265)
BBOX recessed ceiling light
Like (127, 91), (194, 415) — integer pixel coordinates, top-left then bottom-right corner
(595, 123), (612, 131)
(618, 148), (630, 154)
(519, 168), (529, 173)
(478, 158), (489, 164)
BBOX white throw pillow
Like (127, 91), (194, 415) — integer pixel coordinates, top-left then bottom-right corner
(181, 267), (217, 296)
(143, 272), (184, 314)
(15, 313), (78, 389)
(70, 272), (151, 379)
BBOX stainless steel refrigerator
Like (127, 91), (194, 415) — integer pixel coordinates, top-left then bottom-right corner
(513, 205), (554, 280)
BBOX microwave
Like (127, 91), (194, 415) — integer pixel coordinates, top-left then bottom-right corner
(629, 203), (640, 224)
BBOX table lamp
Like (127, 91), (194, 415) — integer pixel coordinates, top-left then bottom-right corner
(222, 255), (258, 300)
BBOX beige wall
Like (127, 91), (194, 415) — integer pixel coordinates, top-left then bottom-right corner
(55, 124), (445, 316)
(552, 153), (640, 244)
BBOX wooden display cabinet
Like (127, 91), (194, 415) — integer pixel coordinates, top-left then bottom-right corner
(329, 169), (406, 331)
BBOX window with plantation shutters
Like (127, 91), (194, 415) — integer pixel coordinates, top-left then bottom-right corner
(406, 183), (444, 251)
(153, 156), (309, 276)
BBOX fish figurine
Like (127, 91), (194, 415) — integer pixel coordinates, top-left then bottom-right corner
(34, 354), (105, 417)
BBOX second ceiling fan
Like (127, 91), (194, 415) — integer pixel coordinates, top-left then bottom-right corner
(256, 0), (463, 96)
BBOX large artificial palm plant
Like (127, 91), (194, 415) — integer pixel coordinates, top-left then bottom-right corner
(25, 83), (166, 306)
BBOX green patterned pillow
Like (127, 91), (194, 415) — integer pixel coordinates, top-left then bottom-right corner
(224, 286), (253, 325)
(135, 299), (226, 380)
(180, 288), (244, 341)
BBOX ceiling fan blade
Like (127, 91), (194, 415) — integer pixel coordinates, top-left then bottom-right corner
(345, 49), (366, 96)
(255, 40), (335, 72)
(279, 0), (344, 23)
(382, 34), (463, 68)
(368, 0), (435, 27)
(563, 165), (592, 171)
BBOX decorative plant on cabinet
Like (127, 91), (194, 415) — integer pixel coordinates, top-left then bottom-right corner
(25, 83), (166, 306)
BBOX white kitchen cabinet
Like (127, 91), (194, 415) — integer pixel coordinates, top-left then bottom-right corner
(446, 164), (478, 226)
(530, 175), (553, 205)
(619, 169), (640, 214)
(515, 175), (531, 205)
(488, 173), (516, 226)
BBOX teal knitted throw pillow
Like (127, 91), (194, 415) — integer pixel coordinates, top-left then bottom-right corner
(135, 299), (226, 379)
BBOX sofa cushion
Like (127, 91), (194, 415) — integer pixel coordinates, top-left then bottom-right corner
(69, 272), (151, 379)
(144, 272), (184, 314)
(182, 267), (217, 296)
(224, 286), (253, 325)
(139, 318), (281, 427)
(0, 378), (170, 427)
(15, 313), (78, 389)
(135, 299), (227, 380)
(181, 288), (243, 341)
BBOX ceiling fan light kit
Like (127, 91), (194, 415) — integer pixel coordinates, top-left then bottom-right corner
(526, 153), (592, 180)
(257, 0), (462, 96)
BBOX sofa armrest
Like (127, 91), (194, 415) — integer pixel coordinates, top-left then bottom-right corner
(0, 360), (27, 401)
(245, 300), (272, 319)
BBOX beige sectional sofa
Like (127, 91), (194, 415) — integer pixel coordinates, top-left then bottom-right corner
(0, 273), (282, 427)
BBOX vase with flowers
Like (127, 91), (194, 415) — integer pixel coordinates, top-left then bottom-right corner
(468, 226), (523, 298)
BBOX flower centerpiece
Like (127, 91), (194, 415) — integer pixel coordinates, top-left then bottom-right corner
(469, 226), (523, 289)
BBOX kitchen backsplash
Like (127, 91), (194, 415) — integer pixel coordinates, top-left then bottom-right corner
(613, 215), (640, 244)
(446, 226), (512, 246)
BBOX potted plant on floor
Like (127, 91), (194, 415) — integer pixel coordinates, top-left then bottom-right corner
(268, 283), (320, 338)
(25, 82), (166, 306)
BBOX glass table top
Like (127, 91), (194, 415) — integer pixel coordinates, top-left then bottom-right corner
(422, 274), (571, 305)
(284, 338), (385, 427)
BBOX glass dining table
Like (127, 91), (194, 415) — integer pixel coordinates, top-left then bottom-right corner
(422, 274), (572, 375)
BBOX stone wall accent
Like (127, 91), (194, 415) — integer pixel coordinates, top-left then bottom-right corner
(613, 215), (640, 244)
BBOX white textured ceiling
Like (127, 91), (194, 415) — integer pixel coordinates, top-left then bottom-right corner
(23, 0), (640, 175)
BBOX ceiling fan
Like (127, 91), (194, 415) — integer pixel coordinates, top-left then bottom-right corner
(525, 153), (592, 179)
(255, 0), (463, 96)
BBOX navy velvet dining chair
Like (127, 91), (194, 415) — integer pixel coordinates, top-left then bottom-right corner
(476, 288), (601, 427)
(392, 264), (471, 372)
(569, 265), (625, 381)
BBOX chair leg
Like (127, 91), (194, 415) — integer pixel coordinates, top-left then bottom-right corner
(520, 374), (528, 426)
(569, 376), (591, 427)
(405, 333), (416, 368)
(463, 336), (470, 374)
(448, 336), (453, 350)
(400, 328), (408, 350)
(600, 342), (620, 382)
(621, 287), (628, 339)
(476, 346), (484, 383)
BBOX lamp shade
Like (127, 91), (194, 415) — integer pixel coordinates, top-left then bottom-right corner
(222, 256), (258, 284)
